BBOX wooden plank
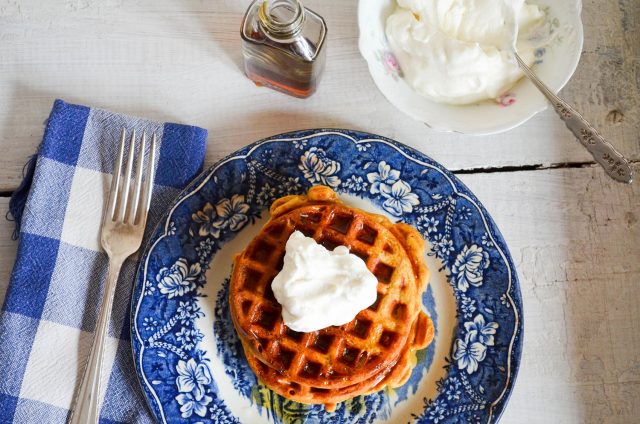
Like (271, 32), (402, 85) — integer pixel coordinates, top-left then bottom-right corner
(457, 164), (640, 423)
(0, 0), (638, 191)
(0, 165), (638, 421)
(0, 198), (18, 308)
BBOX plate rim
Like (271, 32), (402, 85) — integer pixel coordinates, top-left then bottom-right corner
(130, 128), (524, 423)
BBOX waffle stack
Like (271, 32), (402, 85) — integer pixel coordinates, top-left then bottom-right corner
(230, 186), (434, 411)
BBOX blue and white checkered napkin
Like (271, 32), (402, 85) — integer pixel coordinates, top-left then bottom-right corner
(0, 99), (208, 423)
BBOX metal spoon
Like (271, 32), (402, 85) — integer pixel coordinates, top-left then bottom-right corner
(503, 5), (633, 184)
(515, 54), (633, 184)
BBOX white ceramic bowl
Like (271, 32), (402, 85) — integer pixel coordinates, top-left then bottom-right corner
(358, 0), (584, 135)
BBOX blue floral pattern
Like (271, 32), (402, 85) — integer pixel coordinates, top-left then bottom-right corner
(176, 358), (212, 400)
(451, 313), (499, 375)
(157, 258), (202, 298)
(380, 180), (419, 216)
(452, 245), (491, 292)
(299, 147), (341, 188)
(131, 130), (523, 423)
(367, 160), (400, 194)
(214, 195), (250, 231)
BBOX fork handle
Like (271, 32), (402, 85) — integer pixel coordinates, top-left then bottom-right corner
(68, 259), (124, 424)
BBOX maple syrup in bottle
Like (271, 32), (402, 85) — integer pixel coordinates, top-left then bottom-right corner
(241, 0), (327, 98)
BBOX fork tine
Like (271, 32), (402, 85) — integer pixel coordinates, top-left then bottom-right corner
(128, 131), (147, 224)
(137, 132), (157, 225)
(117, 129), (136, 222)
(106, 129), (126, 221)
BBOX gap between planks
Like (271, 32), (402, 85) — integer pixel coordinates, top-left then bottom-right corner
(0, 160), (637, 198)
(452, 159), (640, 175)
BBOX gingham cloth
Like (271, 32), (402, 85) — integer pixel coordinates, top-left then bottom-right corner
(0, 99), (208, 423)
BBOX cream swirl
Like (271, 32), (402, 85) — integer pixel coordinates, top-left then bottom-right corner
(385, 0), (546, 105)
(271, 231), (378, 333)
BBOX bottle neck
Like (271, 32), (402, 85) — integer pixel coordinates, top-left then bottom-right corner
(258, 0), (305, 42)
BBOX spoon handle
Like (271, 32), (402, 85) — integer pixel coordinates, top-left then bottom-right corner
(515, 54), (634, 184)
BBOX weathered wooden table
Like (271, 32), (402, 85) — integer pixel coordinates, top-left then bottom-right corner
(1, 1), (638, 422)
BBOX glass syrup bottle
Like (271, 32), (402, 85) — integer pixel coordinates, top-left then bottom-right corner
(241, 0), (327, 98)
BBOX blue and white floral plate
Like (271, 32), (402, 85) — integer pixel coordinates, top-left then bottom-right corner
(131, 130), (523, 423)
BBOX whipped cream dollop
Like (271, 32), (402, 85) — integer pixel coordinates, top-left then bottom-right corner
(385, 0), (546, 105)
(271, 231), (378, 333)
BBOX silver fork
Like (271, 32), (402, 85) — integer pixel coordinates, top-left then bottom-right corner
(68, 129), (157, 424)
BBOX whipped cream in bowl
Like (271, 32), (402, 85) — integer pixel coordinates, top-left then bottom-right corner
(271, 231), (378, 333)
(358, 0), (584, 134)
(385, 0), (545, 105)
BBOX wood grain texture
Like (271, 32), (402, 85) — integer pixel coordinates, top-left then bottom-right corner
(0, 0), (638, 191)
(458, 164), (640, 424)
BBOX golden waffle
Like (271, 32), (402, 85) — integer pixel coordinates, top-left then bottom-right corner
(230, 187), (429, 390)
(242, 310), (434, 411)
